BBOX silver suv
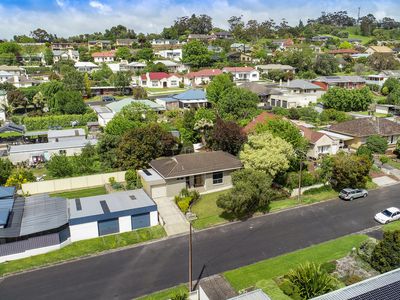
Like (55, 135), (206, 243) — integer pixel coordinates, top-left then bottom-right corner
(339, 188), (368, 201)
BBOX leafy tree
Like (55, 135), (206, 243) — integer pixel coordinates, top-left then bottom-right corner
(216, 169), (279, 219)
(0, 82), (16, 92)
(360, 14), (377, 36)
(72, 144), (98, 175)
(136, 48), (154, 62)
(206, 73), (234, 105)
(44, 47), (54, 65)
(356, 145), (373, 161)
(62, 69), (84, 91)
(287, 262), (336, 299)
(84, 73), (91, 97)
(39, 80), (65, 108)
(255, 118), (308, 151)
(0, 159), (13, 185)
(32, 91), (46, 111)
(240, 132), (294, 178)
(339, 41), (353, 49)
(115, 47), (132, 61)
(7, 90), (29, 113)
(105, 102), (157, 136)
(368, 53), (400, 71)
(313, 54), (339, 75)
(382, 78), (400, 95)
(125, 169), (142, 189)
(216, 87), (259, 121)
(323, 153), (372, 190)
(132, 87), (148, 99)
(366, 135), (388, 154)
(117, 124), (178, 170)
(110, 71), (131, 94)
(46, 154), (74, 178)
(97, 134), (121, 169)
(210, 118), (247, 155)
(176, 109), (198, 143)
(182, 40), (212, 68)
(30, 28), (53, 42)
(322, 87), (373, 111)
(52, 90), (86, 114)
(5, 168), (35, 188)
(370, 230), (400, 273)
(91, 64), (113, 83)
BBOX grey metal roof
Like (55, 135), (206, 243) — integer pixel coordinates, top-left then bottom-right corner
(312, 268), (400, 300)
(0, 123), (25, 134)
(24, 130), (48, 137)
(229, 290), (271, 300)
(285, 79), (322, 90)
(20, 194), (68, 236)
(9, 139), (97, 154)
(68, 189), (156, 220)
(0, 197), (24, 238)
(47, 128), (85, 139)
(0, 187), (15, 199)
(314, 76), (366, 84)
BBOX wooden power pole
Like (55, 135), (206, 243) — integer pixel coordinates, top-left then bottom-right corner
(189, 222), (193, 291)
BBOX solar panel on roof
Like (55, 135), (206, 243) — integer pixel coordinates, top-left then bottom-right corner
(75, 198), (82, 211)
(143, 169), (152, 176)
(349, 280), (400, 300)
(129, 195), (137, 200)
(100, 200), (110, 214)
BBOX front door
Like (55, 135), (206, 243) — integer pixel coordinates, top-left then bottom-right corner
(194, 175), (204, 187)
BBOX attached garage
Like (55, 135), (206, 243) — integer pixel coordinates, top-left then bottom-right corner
(98, 218), (119, 236)
(150, 185), (167, 198)
(131, 213), (150, 229)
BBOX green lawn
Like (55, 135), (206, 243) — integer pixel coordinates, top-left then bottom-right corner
(224, 235), (368, 294)
(145, 87), (186, 93)
(50, 186), (107, 199)
(384, 220), (400, 232)
(386, 158), (400, 170)
(137, 285), (188, 300)
(0, 226), (166, 277)
(350, 111), (388, 118)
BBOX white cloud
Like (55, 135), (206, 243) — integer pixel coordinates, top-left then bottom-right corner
(56, 0), (65, 8)
(89, 1), (112, 13)
(0, 0), (400, 39)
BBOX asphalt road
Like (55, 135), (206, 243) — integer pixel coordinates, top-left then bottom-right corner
(1, 184), (400, 300)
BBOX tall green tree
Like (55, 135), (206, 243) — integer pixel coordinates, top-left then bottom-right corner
(370, 230), (400, 273)
(0, 159), (13, 185)
(210, 118), (247, 155)
(206, 73), (234, 105)
(182, 40), (212, 68)
(46, 154), (74, 178)
(322, 87), (373, 111)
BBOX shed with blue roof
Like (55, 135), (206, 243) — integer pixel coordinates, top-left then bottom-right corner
(156, 89), (208, 110)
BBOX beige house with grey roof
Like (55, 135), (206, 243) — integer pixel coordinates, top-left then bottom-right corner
(138, 151), (242, 198)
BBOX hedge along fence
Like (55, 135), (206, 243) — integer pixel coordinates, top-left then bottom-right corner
(12, 112), (97, 131)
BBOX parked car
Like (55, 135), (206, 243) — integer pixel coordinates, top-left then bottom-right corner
(49, 125), (62, 130)
(339, 188), (368, 200)
(101, 96), (115, 102)
(374, 207), (400, 224)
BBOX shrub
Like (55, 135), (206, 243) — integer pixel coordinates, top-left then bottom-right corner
(366, 135), (388, 154)
(278, 279), (302, 300)
(303, 185), (333, 195)
(17, 112), (97, 131)
(356, 145), (373, 161)
(357, 238), (378, 263)
(109, 177), (116, 185)
(287, 262), (337, 299)
(343, 274), (363, 286)
(320, 261), (337, 274)
(125, 169), (142, 189)
(370, 230), (400, 273)
(286, 171), (316, 190)
(380, 155), (389, 164)
(272, 107), (289, 116)
(171, 291), (188, 300)
(177, 196), (191, 213)
(174, 188), (199, 213)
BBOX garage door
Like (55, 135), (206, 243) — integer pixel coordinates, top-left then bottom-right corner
(98, 218), (119, 236)
(131, 213), (150, 230)
(151, 185), (167, 198)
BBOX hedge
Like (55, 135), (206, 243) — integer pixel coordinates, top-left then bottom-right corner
(13, 112), (97, 131)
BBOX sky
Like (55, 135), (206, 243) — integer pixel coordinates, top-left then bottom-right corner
(1, 0), (400, 39)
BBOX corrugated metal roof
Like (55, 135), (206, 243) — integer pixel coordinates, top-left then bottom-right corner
(312, 268), (400, 300)
(20, 194), (68, 236)
(0, 187), (15, 199)
(9, 139), (97, 153)
(47, 128), (85, 139)
(106, 98), (164, 113)
(0, 197), (24, 238)
(229, 290), (271, 300)
(68, 189), (156, 220)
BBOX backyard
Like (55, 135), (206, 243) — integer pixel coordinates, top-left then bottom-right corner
(49, 186), (108, 198)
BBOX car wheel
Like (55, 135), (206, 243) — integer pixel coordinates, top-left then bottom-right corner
(350, 197), (353, 201)
(386, 220), (390, 224)
(363, 193), (367, 198)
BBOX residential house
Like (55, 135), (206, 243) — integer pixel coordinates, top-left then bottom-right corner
(328, 117), (400, 150)
(0, 187), (158, 262)
(51, 42), (75, 50)
(115, 39), (137, 47)
(256, 64), (295, 75)
(272, 38), (294, 50)
(127, 61), (147, 72)
(74, 62), (99, 73)
(298, 125), (338, 159)
(207, 45), (223, 53)
(327, 49), (360, 55)
(238, 82), (281, 104)
(184, 68), (223, 86)
(155, 49), (182, 61)
(222, 67), (260, 82)
(230, 43), (251, 53)
(0, 65), (25, 76)
(68, 190), (158, 242)
(6, 75), (40, 88)
(312, 267), (400, 300)
(53, 49), (80, 63)
(0, 71), (13, 83)
(156, 89), (208, 110)
(139, 72), (182, 88)
(88, 40), (112, 50)
(153, 60), (188, 72)
(92, 98), (165, 126)
(242, 111), (278, 134)
(92, 51), (116, 63)
(346, 38), (362, 45)
(365, 70), (400, 86)
(151, 39), (179, 46)
(311, 36), (331, 42)
(187, 34), (215, 41)
(365, 45), (394, 55)
(214, 31), (233, 39)
(139, 151), (242, 198)
(312, 76), (366, 90)
(226, 52), (255, 63)
(21, 53), (45, 65)
(47, 128), (86, 143)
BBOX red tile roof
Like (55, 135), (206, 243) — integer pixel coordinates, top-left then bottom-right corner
(243, 112), (278, 134)
(298, 125), (325, 143)
(140, 72), (179, 80)
(186, 69), (222, 79)
(223, 67), (255, 72)
(92, 51), (115, 57)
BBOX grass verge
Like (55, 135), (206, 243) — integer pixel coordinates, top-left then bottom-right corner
(386, 158), (400, 170)
(224, 234), (368, 293)
(50, 186), (107, 198)
(137, 284), (188, 300)
(0, 226), (166, 277)
(383, 220), (400, 232)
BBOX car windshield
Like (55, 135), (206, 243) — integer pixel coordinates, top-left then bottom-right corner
(341, 190), (349, 194)
(382, 210), (393, 217)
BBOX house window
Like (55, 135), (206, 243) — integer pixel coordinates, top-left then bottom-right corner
(171, 80), (177, 86)
(151, 81), (158, 87)
(194, 175), (204, 187)
(212, 172), (223, 185)
(59, 150), (66, 155)
(142, 81), (147, 85)
(252, 73), (257, 77)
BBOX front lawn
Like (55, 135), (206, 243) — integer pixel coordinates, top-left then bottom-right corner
(224, 234), (368, 293)
(0, 226), (166, 277)
(145, 87), (186, 93)
(137, 284), (188, 300)
(383, 220), (400, 232)
(49, 186), (107, 199)
(386, 158), (400, 170)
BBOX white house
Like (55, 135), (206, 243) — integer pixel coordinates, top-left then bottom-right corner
(139, 72), (182, 88)
(74, 62), (99, 73)
(0, 65), (25, 76)
(184, 69), (223, 86)
(256, 64), (295, 75)
(155, 49), (182, 61)
(153, 60), (188, 73)
(53, 49), (80, 63)
(6, 75), (40, 88)
(0, 71), (13, 83)
(298, 125), (339, 159)
(92, 51), (115, 63)
(127, 61), (146, 72)
(222, 67), (260, 82)
(151, 39), (180, 46)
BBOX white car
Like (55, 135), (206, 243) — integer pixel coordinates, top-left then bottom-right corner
(374, 207), (400, 224)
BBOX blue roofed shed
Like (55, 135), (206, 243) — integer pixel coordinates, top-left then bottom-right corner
(156, 89), (208, 110)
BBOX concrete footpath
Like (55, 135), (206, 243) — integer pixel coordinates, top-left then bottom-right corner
(153, 197), (190, 235)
